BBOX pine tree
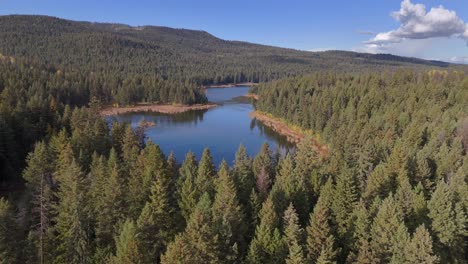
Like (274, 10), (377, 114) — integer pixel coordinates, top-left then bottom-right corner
(331, 166), (358, 255)
(195, 148), (216, 199)
(404, 224), (439, 264)
(283, 203), (306, 264)
(369, 194), (407, 263)
(128, 142), (167, 219)
(253, 143), (274, 184)
(247, 196), (286, 264)
(178, 151), (199, 222)
(121, 125), (140, 175)
(233, 144), (255, 208)
(0, 198), (21, 264)
(427, 180), (466, 262)
(161, 193), (221, 264)
(212, 160), (246, 262)
(306, 191), (334, 263)
(316, 235), (337, 264)
(271, 154), (308, 224)
(95, 148), (125, 254)
(22, 141), (55, 264)
(112, 219), (143, 264)
(136, 158), (175, 263)
(54, 146), (91, 264)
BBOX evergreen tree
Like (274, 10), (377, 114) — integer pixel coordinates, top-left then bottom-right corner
(112, 219), (143, 264)
(331, 166), (358, 257)
(54, 146), (91, 264)
(0, 198), (21, 264)
(22, 141), (55, 264)
(212, 160), (246, 262)
(404, 224), (439, 264)
(95, 148), (125, 255)
(253, 143), (274, 186)
(161, 193), (221, 264)
(369, 194), (407, 263)
(136, 157), (175, 263)
(195, 148), (216, 199)
(178, 151), (199, 222)
(247, 196), (286, 264)
(283, 203), (306, 264)
(128, 142), (167, 219)
(271, 154), (308, 224)
(306, 190), (335, 263)
(427, 180), (466, 262)
(233, 144), (255, 208)
(316, 235), (337, 264)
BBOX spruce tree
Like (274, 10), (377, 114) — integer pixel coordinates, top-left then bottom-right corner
(404, 224), (439, 264)
(128, 142), (167, 219)
(178, 151), (199, 222)
(369, 194), (407, 263)
(136, 158), (175, 263)
(233, 144), (255, 208)
(161, 193), (221, 264)
(95, 148), (125, 254)
(306, 191), (335, 263)
(253, 143), (274, 187)
(22, 141), (55, 264)
(283, 203), (306, 264)
(427, 180), (466, 262)
(247, 196), (286, 264)
(212, 160), (246, 262)
(331, 166), (358, 254)
(195, 148), (216, 199)
(112, 219), (143, 264)
(0, 198), (21, 264)
(54, 146), (91, 264)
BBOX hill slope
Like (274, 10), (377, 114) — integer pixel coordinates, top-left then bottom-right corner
(0, 15), (454, 85)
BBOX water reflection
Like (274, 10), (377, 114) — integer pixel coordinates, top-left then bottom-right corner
(112, 86), (295, 165)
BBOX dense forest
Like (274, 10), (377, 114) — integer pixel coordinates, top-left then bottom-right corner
(0, 14), (467, 264)
(0, 57), (206, 183)
(0, 69), (465, 263)
(0, 15), (456, 86)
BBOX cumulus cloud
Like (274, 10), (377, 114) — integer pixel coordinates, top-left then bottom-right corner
(365, 0), (468, 47)
(449, 56), (468, 64)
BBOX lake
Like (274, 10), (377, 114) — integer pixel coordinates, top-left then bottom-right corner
(111, 86), (294, 166)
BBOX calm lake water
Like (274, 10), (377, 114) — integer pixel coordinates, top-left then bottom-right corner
(111, 86), (294, 166)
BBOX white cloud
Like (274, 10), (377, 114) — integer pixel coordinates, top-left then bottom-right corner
(365, 0), (468, 47)
(356, 38), (435, 57)
(449, 56), (468, 64)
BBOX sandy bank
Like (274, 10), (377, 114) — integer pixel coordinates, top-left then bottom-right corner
(243, 93), (259, 100)
(100, 103), (218, 116)
(250, 111), (328, 156)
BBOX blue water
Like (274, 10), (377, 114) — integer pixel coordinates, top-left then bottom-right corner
(111, 86), (294, 166)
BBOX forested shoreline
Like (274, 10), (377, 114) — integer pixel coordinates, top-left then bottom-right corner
(0, 69), (465, 263)
(0, 14), (467, 264)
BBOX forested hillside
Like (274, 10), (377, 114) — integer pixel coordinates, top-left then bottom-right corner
(0, 70), (465, 263)
(0, 14), (467, 264)
(250, 70), (467, 263)
(0, 15), (453, 85)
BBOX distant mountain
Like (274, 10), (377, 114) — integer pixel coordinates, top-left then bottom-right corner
(0, 15), (454, 84)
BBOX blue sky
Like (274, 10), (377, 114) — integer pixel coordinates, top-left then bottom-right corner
(1, 0), (467, 62)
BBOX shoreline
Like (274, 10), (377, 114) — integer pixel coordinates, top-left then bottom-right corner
(243, 93), (259, 100)
(250, 111), (328, 156)
(203, 82), (256, 88)
(100, 103), (218, 116)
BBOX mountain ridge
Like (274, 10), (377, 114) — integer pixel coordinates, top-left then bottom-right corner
(0, 14), (457, 85)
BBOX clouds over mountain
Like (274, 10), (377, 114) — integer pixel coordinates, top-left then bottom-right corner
(369, 0), (467, 44)
(365, 0), (468, 50)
